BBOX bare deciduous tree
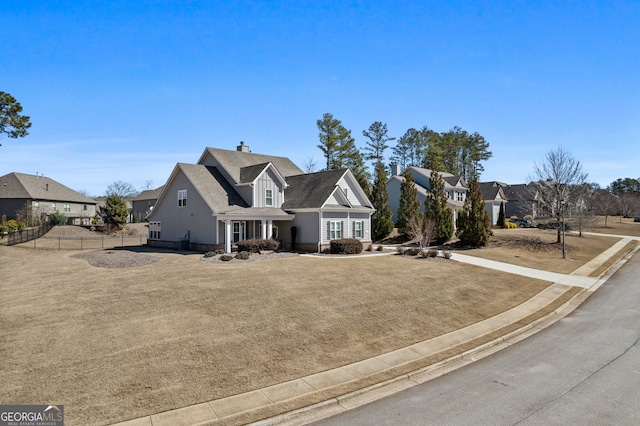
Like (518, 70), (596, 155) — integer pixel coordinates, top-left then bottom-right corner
(528, 147), (588, 242)
(407, 214), (436, 251)
(105, 181), (138, 198)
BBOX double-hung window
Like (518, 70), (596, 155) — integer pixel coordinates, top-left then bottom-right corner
(149, 221), (161, 240)
(328, 221), (342, 240)
(265, 189), (273, 206)
(178, 189), (187, 207)
(353, 221), (363, 239)
(64, 203), (71, 212)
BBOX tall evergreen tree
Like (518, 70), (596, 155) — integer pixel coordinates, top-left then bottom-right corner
(316, 113), (353, 170)
(370, 161), (394, 241)
(396, 171), (420, 235)
(362, 121), (395, 166)
(424, 167), (454, 244)
(497, 202), (506, 228)
(456, 175), (493, 247)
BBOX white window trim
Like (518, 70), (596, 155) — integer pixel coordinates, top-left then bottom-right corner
(177, 189), (187, 207)
(353, 220), (363, 239)
(265, 189), (273, 207)
(149, 221), (161, 240)
(328, 220), (343, 240)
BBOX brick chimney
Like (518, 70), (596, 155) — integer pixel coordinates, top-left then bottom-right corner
(237, 141), (250, 152)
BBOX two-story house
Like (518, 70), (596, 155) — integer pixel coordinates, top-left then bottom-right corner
(0, 172), (97, 225)
(386, 166), (468, 228)
(147, 143), (375, 253)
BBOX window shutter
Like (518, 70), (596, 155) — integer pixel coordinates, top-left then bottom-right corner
(327, 221), (331, 240)
(341, 221), (344, 238)
(352, 221), (356, 238)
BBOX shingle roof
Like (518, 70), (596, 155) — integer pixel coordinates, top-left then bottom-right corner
(0, 172), (96, 204)
(132, 185), (165, 201)
(203, 148), (303, 183)
(479, 182), (503, 201)
(178, 164), (249, 212)
(282, 169), (347, 209)
(239, 163), (270, 184)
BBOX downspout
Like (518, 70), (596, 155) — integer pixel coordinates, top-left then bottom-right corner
(318, 209), (322, 254)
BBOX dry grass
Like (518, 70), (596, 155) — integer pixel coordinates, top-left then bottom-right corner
(586, 215), (640, 236)
(0, 246), (551, 426)
(462, 228), (619, 274)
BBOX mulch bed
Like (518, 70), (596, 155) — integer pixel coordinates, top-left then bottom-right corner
(72, 250), (161, 268)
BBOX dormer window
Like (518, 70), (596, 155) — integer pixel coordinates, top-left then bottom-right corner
(265, 189), (273, 206)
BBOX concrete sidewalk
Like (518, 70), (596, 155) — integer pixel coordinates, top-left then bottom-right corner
(112, 236), (639, 426)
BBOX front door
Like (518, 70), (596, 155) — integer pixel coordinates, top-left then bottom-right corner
(232, 221), (246, 243)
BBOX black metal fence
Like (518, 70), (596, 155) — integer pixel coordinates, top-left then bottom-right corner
(11, 234), (148, 250)
(6, 221), (54, 246)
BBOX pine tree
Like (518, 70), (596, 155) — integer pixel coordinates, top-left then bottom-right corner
(104, 194), (129, 230)
(370, 162), (394, 241)
(424, 168), (454, 244)
(497, 202), (506, 228)
(456, 175), (493, 247)
(396, 171), (420, 235)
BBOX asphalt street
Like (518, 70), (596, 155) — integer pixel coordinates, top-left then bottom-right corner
(312, 252), (640, 426)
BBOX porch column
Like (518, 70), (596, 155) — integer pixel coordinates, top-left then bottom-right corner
(261, 220), (267, 239)
(224, 219), (232, 253)
(267, 220), (273, 239)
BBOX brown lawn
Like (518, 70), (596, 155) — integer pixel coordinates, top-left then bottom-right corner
(462, 228), (622, 274)
(587, 215), (640, 237)
(1, 246), (552, 425)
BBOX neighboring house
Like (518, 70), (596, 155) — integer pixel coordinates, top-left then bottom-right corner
(131, 185), (164, 222)
(479, 182), (508, 225)
(147, 143), (375, 252)
(387, 166), (468, 227)
(0, 172), (97, 224)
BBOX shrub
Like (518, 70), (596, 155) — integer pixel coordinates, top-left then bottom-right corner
(50, 211), (68, 225)
(203, 251), (216, 258)
(376, 245), (383, 252)
(330, 238), (363, 254)
(235, 251), (251, 260)
(237, 239), (279, 253)
(442, 248), (453, 259)
(220, 254), (233, 261)
(404, 247), (420, 256)
(504, 221), (518, 229)
(427, 249), (438, 258)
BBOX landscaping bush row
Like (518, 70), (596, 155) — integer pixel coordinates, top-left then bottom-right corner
(330, 238), (363, 254)
(0, 219), (27, 237)
(237, 239), (279, 253)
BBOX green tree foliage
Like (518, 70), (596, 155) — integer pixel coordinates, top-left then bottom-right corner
(317, 113), (370, 194)
(370, 162), (394, 241)
(497, 202), (506, 228)
(396, 171), (420, 235)
(456, 176), (493, 247)
(104, 194), (129, 229)
(50, 211), (69, 225)
(390, 128), (425, 170)
(424, 168), (453, 244)
(0, 92), (32, 141)
(362, 121), (395, 165)
(607, 177), (640, 195)
(317, 113), (354, 170)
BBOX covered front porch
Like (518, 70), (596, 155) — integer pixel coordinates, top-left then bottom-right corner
(216, 208), (294, 253)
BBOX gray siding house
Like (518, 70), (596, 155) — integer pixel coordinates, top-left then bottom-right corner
(0, 172), (97, 224)
(131, 185), (164, 222)
(479, 182), (508, 225)
(147, 144), (375, 252)
(386, 166), (467, 227)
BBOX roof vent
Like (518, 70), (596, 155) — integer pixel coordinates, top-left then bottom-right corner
(237, 141), (250, 152)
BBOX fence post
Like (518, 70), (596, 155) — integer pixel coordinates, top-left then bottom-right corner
(81, 237), (83, 251)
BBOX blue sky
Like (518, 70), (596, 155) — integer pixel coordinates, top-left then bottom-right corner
(2, 0), (638, 196)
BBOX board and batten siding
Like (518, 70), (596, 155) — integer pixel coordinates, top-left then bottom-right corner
(254, 168), (284, 208)
(150, 170), (216, 244)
